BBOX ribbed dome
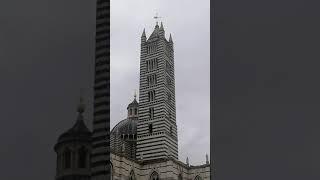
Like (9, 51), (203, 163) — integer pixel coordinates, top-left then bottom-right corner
(57, 114), (91, 144)
(111, 118), (137, 136)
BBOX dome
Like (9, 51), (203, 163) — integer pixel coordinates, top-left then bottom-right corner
(55, 101), (91, 150)
(111, 118), (137, 136)
(56, 114), (91, 147)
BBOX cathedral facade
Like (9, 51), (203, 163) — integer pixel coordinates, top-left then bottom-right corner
(110, 22), (211, 180)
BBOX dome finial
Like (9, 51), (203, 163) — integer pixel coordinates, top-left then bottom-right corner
(77, 89), (85, 114)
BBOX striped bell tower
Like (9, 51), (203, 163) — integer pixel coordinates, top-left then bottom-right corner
(136, 22), (178, 161)
(91, 0), (109, 180)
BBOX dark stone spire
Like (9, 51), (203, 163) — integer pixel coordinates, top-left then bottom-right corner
(169, 33), (173, 42)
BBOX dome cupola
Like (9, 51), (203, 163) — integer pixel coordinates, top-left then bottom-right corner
(127, 92), (139, 118)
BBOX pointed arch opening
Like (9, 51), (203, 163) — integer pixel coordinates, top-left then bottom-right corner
(150, 171), (159, 180)
(178, 174), (183, 180)
(129, 170), (136, 180)
(194, 175), (202, 180)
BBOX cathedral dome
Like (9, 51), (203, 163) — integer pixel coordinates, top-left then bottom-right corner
(55, 100), (91, 149)
(57, 115), (91, 143)
(111, 118), (137, 136)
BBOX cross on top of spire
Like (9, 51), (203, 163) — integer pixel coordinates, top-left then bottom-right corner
(153, 13), (162, 25)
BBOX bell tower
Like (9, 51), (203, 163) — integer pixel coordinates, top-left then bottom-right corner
(136, 21), (178, 161)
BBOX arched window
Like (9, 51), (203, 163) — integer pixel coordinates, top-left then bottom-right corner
(178, 174), (183, 180)
(78, 147), (87, 168)
(130, 170), (136, 180)
(63, 148), (71, 169)
(150, 171), (159, 180)
(135, 108), (138, 115)
(149, 124), (153, 134)
(148, 90), (156, 102)
(194, 175), (202, 180)
(149, 107), (154, 119)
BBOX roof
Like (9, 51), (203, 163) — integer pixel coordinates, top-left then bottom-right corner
(147, 22), (165, 42)
(127, 98), (138, 109)
(55, 107), (91, 151)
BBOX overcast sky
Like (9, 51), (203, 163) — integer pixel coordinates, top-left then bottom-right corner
(0, 0), (95, 179)
(110, 0), (210, 165)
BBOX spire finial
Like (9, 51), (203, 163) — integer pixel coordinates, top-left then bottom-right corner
(206, 154), (209, 164)
(169, 33), (173, 42)
(134, 89), (137, 99)
(154, 13), (161, 26)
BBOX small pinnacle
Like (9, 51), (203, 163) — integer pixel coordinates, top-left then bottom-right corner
(142, 28), (146, 37)
(169, 33), (173, 42)
(206, 154), (209, 164)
